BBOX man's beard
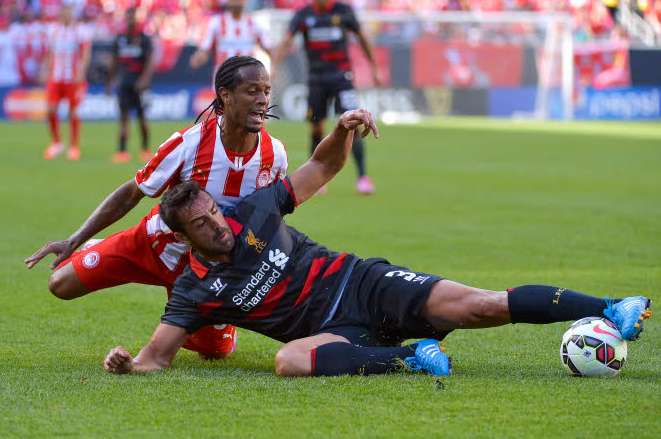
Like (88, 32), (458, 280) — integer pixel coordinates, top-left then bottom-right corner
(198, 229), (235, 257)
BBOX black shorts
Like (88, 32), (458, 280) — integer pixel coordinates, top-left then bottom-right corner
(307, 77), (359, 122)
(118, 83), (144, 114)
(317, 258), (451, 346)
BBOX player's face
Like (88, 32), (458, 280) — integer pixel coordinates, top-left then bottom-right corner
(180, 192), (235, 257)
(60, 6), (74, 24)
(227, 0), (245, 13)
(126, 9), (137, 29)
(221, 65), (271, 133)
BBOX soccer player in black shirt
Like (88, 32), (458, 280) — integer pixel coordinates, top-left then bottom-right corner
(273, 0), (380, 195)
(102, 109), (652, 377)
(107, 7), (154, 163)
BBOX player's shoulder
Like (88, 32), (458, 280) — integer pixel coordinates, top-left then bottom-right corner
(171, 264), (203, 296)
(262, 129), (287, 154)
(179, 116), (216, 143)
(208, 13), (222, 27)
(333, 1), (355, 12)
(295, 5), (314, 17)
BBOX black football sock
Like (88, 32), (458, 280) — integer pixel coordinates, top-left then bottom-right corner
(310, 133), (322, 157)
(311, 342), (415, 376)
(351, 136), (366, 177)
(140, 124), (149, 150)
(119, 133), (127, 152)
(507, 285), (618, 324)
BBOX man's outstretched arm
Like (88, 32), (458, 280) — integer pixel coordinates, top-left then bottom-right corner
(104, 323), (187, 374)
(289, 109), (379, 205)
(25, 179), (145, 269)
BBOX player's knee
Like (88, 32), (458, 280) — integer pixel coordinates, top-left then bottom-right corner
(274, 346), (307, 377)
(48, 268), (85, 300)
(48, 270), (73, 300)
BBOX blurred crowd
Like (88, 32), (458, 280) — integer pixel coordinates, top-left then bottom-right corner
(1, 0), (660, 43)
(0, 0), (659, 86)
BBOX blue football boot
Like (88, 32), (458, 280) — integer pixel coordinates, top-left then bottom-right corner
(603, 296), (652, 341)
(404, 339), (452, 376)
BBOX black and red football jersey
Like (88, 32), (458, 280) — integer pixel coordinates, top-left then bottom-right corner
(288, 1), (361, 82)
(162, 177), (357, 342)
(112, 31), (152, 85)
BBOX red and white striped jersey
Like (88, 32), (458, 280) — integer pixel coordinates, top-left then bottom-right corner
(201, 12), (268, 67)
(134, 116), (288, 271)
(46, 23), (91, 83)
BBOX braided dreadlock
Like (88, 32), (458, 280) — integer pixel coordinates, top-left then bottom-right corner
(195, 56), (278, 124)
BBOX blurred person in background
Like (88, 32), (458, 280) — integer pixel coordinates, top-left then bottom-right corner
(12, 7), (49, 85)
(0, 5), (20, 87)
(107, 6), (155, 163)
(273, 0), (381, 195)
(189, 0), (271, 82)
(42, 4), (92, 161)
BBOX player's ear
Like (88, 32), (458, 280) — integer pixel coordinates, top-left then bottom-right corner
(173, 231), (190, 245)
(219, 87), (231, 107)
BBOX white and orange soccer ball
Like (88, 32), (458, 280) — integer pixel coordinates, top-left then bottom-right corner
(560, 317), (628, 377)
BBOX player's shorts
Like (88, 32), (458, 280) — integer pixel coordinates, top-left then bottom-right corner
(46, 81), (87, 108)
(307, 77), (359, 122)
(118, 83), (145, 115)
(59, 222), (183, 292)
(57, 221), (236, 358)
(318, 258), (451, 346)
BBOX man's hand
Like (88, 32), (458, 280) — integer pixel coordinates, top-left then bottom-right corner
(105, 81), (114, 96)
(135, 76), (149, 92)
(289, 108), (379, 205)
(189, 50), (208, 69)
(24, 239), (78, 270)
(372, 69), (382, 87)
(338, 109), (379, 139)
(104, 346), (134, 374)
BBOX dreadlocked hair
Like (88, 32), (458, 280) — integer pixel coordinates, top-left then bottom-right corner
(194, 56), (280, 124)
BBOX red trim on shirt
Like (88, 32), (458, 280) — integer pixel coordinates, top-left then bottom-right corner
(247, 276), (293, 319)
(294, 256), (328, 307)
(191, 117), (218, 190)
(310, 348), (317, 375)
(281, 178), (298, 207)
(190, 251), (210, 279)
(225, 217), (244, 236)
(197, 301), (223, 316)
(322, 253), (348, 279)
(307, 41), (332, 50)
(225, 144), (258, 162)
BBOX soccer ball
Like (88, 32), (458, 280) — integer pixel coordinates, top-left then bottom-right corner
(560, 317), (628, 377)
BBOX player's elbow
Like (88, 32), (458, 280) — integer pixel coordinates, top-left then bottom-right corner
(274, 342), (315, 377)
(274, 349), (292, 376)
(274, 347), (308, 377)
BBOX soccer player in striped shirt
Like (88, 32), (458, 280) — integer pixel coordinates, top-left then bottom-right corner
(42, 5), (92, 161)
(26, 57), (287, 359)
(190, 0), (270, 79)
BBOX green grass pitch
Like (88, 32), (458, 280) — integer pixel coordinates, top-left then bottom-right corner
(1, 118), (659, 438)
